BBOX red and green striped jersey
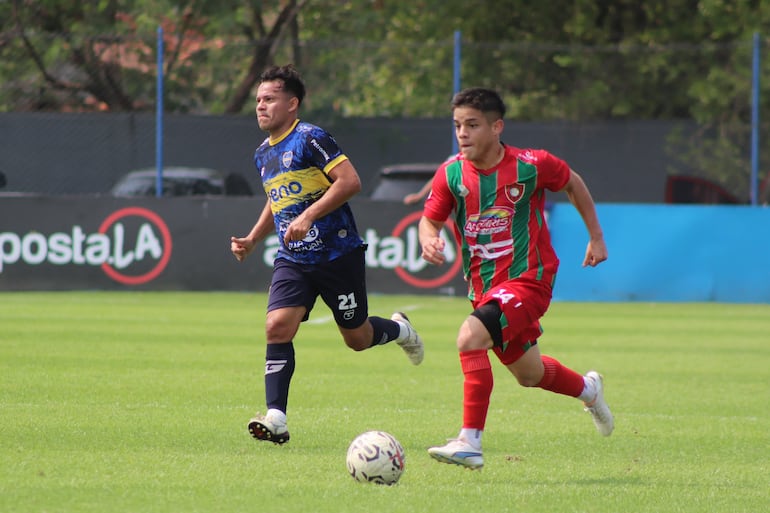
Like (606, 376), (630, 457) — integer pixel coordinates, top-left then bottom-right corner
(423, 145), (570, 301)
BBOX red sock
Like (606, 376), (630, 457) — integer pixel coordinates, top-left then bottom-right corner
(537, 355), (584, 397)
(460, 350), (493, 430)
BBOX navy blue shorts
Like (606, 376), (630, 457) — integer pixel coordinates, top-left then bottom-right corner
(267, 246), (369, 329)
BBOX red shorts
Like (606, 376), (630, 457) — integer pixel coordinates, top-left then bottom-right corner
(472, 279), (553, 365)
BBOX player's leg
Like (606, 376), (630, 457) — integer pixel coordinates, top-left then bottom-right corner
(490, 279), (580, 393)
(429, 280), (551, 467)
(388, 311), (424, 365)
(502, 345), (613, 436)
(494, 283), (613, 436)
(318, 246), (424, 364)
(427, 312), (493, 469)
(248, 259), (313, 444)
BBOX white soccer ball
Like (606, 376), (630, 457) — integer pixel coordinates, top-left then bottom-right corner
(346, 430), (405, 485)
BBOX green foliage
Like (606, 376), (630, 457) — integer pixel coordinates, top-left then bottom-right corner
(3, 0), (770, 196)
(0, 0), (767, 118)
(1, 292), (768, 512)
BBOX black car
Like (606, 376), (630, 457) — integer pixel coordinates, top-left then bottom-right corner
(110, 167), (253, 197)
(368, 163), (439, 201)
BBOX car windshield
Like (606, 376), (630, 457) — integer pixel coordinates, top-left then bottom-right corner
(368, 163), (438, 201)
(112, 176), (224, 197)
(370, 175), (431, 200)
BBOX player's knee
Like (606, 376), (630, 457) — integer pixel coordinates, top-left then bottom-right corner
(456, 332), (479, 352)
(456, 325), (490, 352)
(265, 317), (295, 343)
(456, 304), (500, 352)
(515, 373), (542, 387)
(346, 340), (369, 351)
(342, 333), (369, 351)
(508, 362), (545, 387)
(339, 321), (372, 351)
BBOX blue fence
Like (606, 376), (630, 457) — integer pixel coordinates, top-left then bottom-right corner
(551, 204), (770, 303)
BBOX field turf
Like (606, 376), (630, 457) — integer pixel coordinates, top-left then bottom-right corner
(1, 292), (768, 512)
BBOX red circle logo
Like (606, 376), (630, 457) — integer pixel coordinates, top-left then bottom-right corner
(392, 211), (463, 288)
(98, 207), (172, 285)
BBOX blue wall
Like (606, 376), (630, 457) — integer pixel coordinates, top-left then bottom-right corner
(550, 204), (770, 303)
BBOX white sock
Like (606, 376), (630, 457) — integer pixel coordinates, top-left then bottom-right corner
(397, 321), (409, 342)
(578, 376), (597, 403)
(459, 428), (483, 449)
(266, 408), (286, 425)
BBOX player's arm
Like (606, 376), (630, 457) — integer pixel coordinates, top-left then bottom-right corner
(561, 169), (608, 267)
(419, 216), (447, 266)
(404, 179), (433, 205)
(282, 158), (361, 244)
(230, 199), (275, 262)
(418, 164), (453, 265)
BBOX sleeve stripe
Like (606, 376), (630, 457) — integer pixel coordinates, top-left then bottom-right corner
(322, 155), (349, 175)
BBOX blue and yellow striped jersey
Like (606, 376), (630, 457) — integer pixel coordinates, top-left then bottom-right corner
(254, 119), (363, 264)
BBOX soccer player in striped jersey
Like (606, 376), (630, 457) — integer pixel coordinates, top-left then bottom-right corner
(420, 87), (613, 470)
(230, 65), (424, 444)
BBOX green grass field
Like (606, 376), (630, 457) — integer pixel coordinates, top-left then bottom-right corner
(1, 292), (768, 513)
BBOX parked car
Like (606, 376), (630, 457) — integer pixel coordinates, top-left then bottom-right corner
(368, 162), (439, 201)
(109, 167), (253, 197)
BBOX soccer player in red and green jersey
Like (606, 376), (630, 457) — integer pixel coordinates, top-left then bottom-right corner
(419, 87), (614, 470)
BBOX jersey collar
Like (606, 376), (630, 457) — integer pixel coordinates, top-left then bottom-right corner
(269, 119), (300, 146)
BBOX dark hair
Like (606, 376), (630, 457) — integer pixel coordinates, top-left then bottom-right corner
(451, 87), (506, 119)
(259, 64), (306, 106)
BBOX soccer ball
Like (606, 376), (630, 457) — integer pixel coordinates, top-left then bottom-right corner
(346, 430), (405, 485)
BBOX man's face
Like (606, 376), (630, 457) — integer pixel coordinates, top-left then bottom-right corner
(453, 106), (502, 164)
(255, 80), (297, 133)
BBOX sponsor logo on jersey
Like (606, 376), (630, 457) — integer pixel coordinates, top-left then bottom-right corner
(468, 239), (513, 260)
(464, 207), (513, 236)
(269, 180), (303, 202)
(310, 138), (330, 161)
(284, 224), (323, 252)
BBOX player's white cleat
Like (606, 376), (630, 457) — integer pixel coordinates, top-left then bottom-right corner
(248, 411), (290, 444)
(583, 371), (614, 436)
(428, 438), (484, 469)
(392, 312), (424, 365)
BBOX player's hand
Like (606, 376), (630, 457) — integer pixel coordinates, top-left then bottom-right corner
(582, 237), (608, 267)
(403, 193), (421, 205)
(230, 236), (256, 262)
(421, 237), (446, 265)
(283, 214), (313, 244)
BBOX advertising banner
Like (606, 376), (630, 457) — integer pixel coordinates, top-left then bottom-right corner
(0, 197), (467, 295)
(2, 197), (768, 302)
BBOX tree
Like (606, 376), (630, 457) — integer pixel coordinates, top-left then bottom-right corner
(223, 0), (308, 113)
(3, 0), (308, 112)
(2, 0), (769, 127)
